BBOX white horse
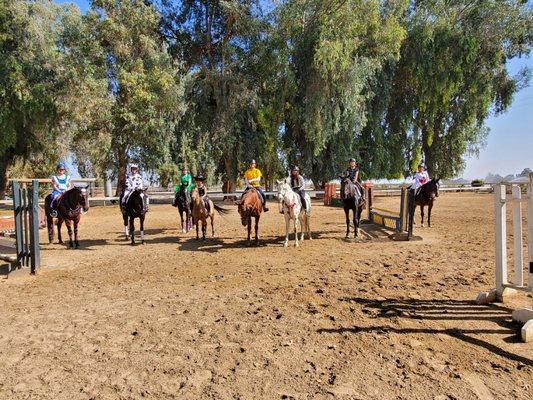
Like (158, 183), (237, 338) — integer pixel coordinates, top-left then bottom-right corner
(276, 180), (312, 247)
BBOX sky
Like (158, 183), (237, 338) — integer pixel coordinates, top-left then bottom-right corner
(55, 0), (532, 180)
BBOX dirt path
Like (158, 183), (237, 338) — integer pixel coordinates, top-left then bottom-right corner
(0, 193), (531, 400)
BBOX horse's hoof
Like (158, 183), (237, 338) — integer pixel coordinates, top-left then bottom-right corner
(141, 241), (145, 245)
(182, 229), (186, 233)
(284, 241), (288, 247)
(295, 242), (299, 247)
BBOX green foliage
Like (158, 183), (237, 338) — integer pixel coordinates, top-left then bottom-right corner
(157, 162), (180, 188)
(471, 179), (485, 187)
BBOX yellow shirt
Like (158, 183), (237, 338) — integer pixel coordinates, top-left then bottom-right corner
(244, 168), (262, 187)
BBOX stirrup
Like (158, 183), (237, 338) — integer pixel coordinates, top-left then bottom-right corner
(50, 210), (58, 218)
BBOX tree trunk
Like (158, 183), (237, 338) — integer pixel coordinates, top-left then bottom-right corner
(0, 153), (14, 200)
(222, 155), (237, 200)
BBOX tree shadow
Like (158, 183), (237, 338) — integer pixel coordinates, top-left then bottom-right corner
(317, 297), (532, 366)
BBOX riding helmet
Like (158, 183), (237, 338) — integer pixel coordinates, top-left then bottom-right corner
(291, 165), (299, 172)
(348, 158), (356, 163)
(56, 161), (67, 170)
(130, 163), (139, 170)
(250, 159), (256, 165)
(194, 175), (205, 181)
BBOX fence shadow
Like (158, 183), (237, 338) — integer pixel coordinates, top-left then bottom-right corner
(317, 297), (532, 367)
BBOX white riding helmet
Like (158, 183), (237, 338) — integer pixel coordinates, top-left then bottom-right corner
(130, 163), (139, 170)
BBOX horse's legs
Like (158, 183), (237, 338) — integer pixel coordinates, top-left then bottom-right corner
(353, 207), (359, 238)
(210, 210), (215, 238)
(129, 217), (135, 245)
(57, 218), (64, 244)
(427, 202), (433, 227)
(307, 214), (312, 240)
(247, 216), (252, 243)
(179, 209), (185, 233)
(202, 219), (207, 240)
(65, 220), (74, 248)
(344, 208), (350, 238)
(299, 214), (305, 241)
(195, 219), (200, 240)
(254, 216), (259, 243)
(74, 219), (80, 248)
(123, 213), (129, 238)
(47, 216), (54, 243)
(294, 213), (300, 247)
(284, 213), (290, 247)
(420, 205), (425, 227)
(140, 215), (145, 244)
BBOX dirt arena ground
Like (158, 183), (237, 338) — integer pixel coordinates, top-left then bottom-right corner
(0, 192), (531, 400)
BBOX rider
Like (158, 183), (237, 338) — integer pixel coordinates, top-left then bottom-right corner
(341, 158), (365, 203)
(411, 162), (430, 196)
(290, 166), (307, 212)
(193, 175), (210, 213)
(122, 163), (148, 211)
(243, 159), (269, 211)
(50, 161), (73, 218)
(173, 165), (194, 208)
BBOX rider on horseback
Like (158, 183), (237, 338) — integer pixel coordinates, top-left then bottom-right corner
(173, 166), (194, 208)
(290, 166), (307, 212)
(243, 159), (269, 211)
(411, 162), (430, 196)
(193, 175), (210, 213)
(50, 162), (72, 218)
(341, 158), (365, 203)
(122, 163), (148, 211)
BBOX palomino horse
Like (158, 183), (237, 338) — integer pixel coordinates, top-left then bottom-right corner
(237, 188), (263, 244)
(175, 186), (192, 233)
(121, 189), (147, 245)
(45, 186), (89, 248)
(341, 178), (365, 239)
(414, 178), (440, 227)
(276, 180), (312, 247)
(191, 188), (228, 240)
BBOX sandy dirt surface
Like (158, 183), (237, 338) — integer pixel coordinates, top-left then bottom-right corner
(0, 192), (531, 400)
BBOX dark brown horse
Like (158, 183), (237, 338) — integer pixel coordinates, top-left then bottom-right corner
(45, 186), (89, 248)
(174, 185), (192, 233)
(414, 178), (440, 227)
(120, 189), (147, 245)
(341, 178), (365, 239)
(237, 188), (263, 244)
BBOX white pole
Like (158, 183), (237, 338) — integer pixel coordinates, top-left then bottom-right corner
(512, 185), (523, 287)
(494, 184), (507, 292)
(527, 172), (533, 292)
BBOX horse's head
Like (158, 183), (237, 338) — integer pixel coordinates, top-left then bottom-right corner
(190, 188), (200, 202)
(71, 186), (89, 212)
(427, 178), (440, 200)
(342, 177), (358, 200)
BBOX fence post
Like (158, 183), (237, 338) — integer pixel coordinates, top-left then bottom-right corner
(29, 180), (41, 273)
(494, 184), (507, 293)
(527, 172), (533, 292)
(512, 185), (523, 287)
(12, 181), (23, 266)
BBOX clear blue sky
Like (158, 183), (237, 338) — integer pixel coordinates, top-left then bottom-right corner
(56, 0), (532, 180)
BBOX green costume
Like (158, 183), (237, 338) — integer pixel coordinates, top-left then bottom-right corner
(174, 173), (194, 193)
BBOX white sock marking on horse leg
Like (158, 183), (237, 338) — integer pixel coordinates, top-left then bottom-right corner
(140, 231), (144, 241)
(125, 226), (129, 237)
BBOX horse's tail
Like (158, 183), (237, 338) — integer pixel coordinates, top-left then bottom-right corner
(213, 204), (230, 215)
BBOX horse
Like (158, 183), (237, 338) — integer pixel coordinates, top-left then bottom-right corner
(120, 188), (148, 245)
(44, 186), (89, 248)
(414, 178), (440, 227)
(175, 186), (192, 233)
(276, 180), (312, 247)
(237, 188), (263, 245)
(190, 188), (228, 240)
(341, 177), (365, 239)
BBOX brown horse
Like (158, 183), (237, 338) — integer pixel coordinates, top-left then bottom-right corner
(45, 186), (89, 248)
(191, 188), (228, 240)
(341, 177), (365, 239)
(237, 188), (263, 244)
(414, 178), (440, 227)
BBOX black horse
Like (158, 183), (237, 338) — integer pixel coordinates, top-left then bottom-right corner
(174, 186), (192, 233)
(341, 177), (365, 239)
(120, 189), (147, 245)
(45, 186), (89, 248)
(413, 178), (440, 227)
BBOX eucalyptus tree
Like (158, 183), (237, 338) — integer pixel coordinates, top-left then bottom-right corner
(84, 0), (183, 192)
(383, 0), (532, 178)
(159, 0), (271, 192)
(277, 0), (407, 185)
(0, 0), (82, 198)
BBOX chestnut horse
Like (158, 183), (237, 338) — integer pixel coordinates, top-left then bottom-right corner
(45, 186), (89, 248)
(191, 188), (229, 240)
(237, 188), (263, 244)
